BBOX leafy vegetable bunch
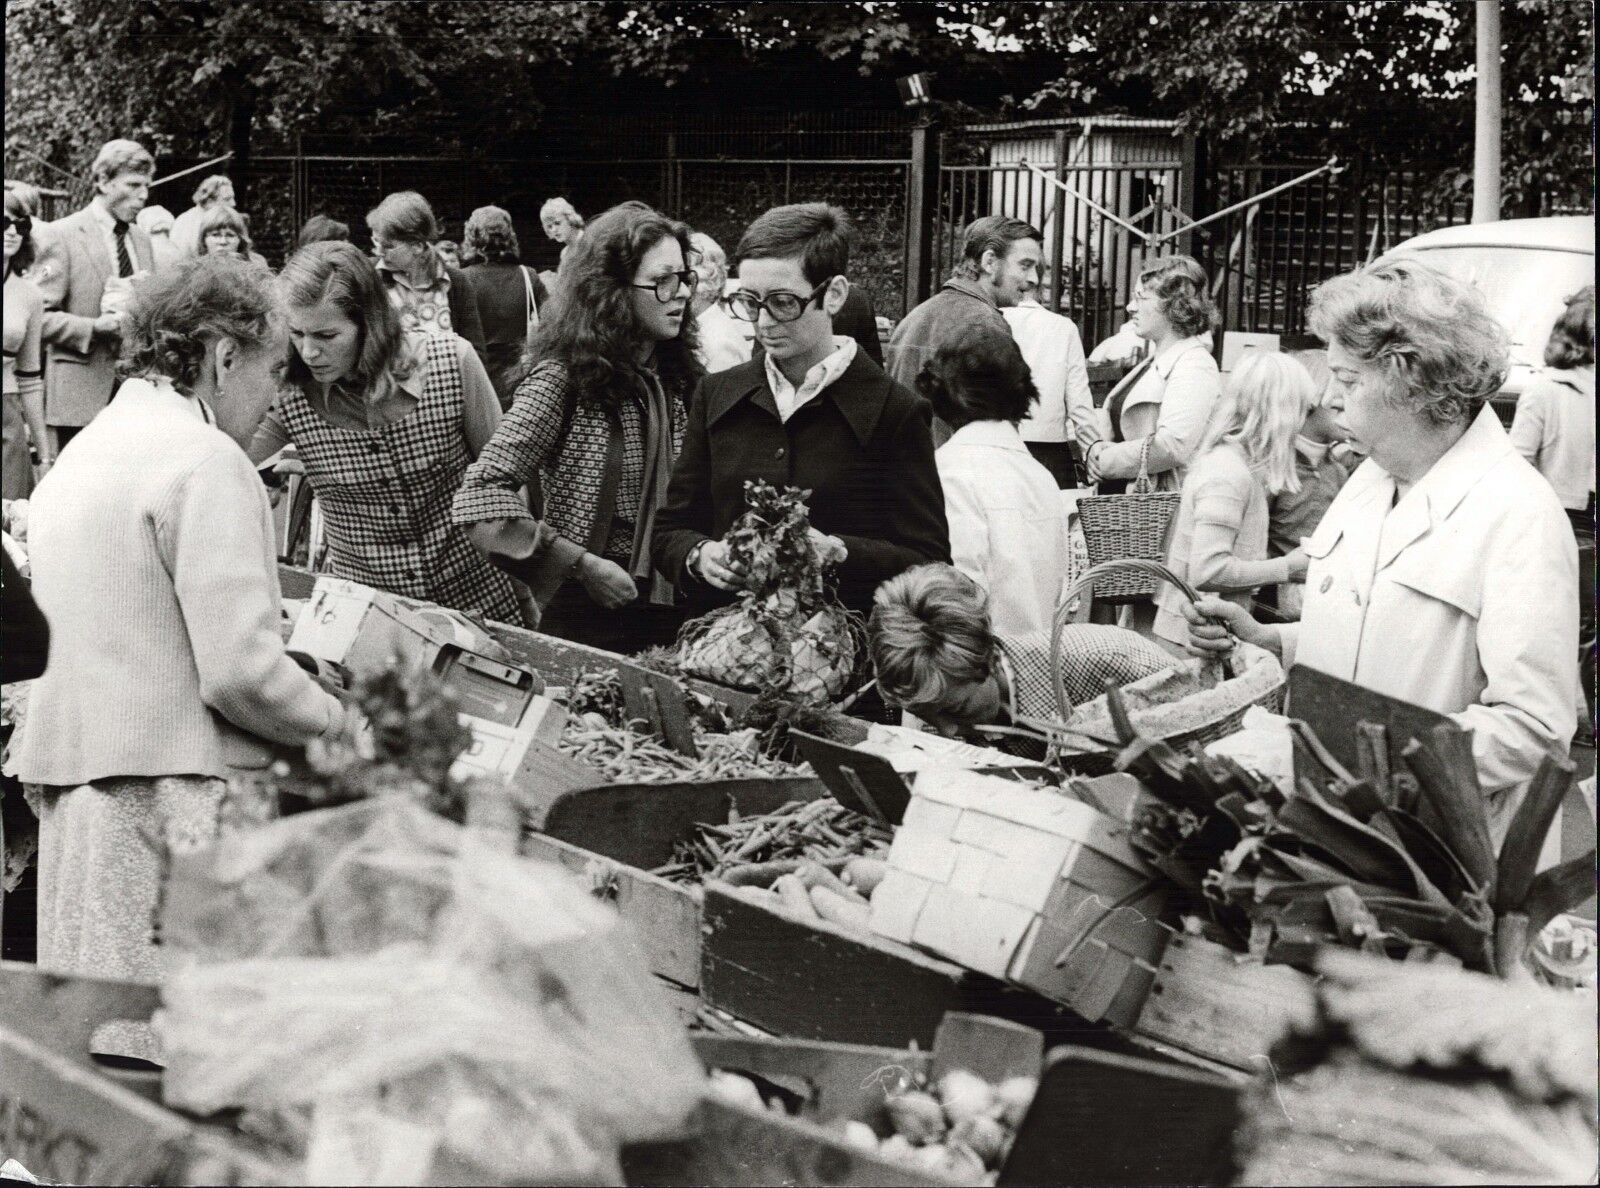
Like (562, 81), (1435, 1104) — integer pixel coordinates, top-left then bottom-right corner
(1103, 687), (1595, 977)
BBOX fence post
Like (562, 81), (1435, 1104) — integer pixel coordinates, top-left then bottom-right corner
(1179, 133), (1206, 257)
(904, 116), (941, 315)
(1051, 129), (1069, 313)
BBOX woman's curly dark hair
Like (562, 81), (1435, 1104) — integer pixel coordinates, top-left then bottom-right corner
(464, 205), (521, 265)
(120, 255), (276, 395)
(915, 324), (1038, 429)
(528, 201), (702, 411)
(1138, 255), (1219, 339)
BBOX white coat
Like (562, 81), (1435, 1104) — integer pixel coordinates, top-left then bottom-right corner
(1283, 406), (1578, 850)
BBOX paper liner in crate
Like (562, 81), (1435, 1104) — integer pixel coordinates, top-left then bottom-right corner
(156, 797), (702, 1185)
(867, 769), (1169, 1028)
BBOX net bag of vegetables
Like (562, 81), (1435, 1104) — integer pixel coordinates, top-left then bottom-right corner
(677, 480), (864, 705)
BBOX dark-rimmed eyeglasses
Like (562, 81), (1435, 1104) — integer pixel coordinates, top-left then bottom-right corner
(3, 216), (32, 237)
(630, 269), (699, 303)
(726, 279), (832, 324)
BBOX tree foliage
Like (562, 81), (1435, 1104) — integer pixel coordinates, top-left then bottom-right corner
(5, 0), (1590, 214)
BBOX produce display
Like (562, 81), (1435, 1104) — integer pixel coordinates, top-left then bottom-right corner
(677, 481), (864, 706)
(554, 667), (812, 783)
(707, 1064), (1036, 1184)
(651, 797), (892, 887)
(1235, 949), (1599, 1185)
(1106, 685), (1597, 977)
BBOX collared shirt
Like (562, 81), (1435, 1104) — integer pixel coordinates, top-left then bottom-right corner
(380, 250), (454, 339)
(764, 334), (858, 423)
(696, 300), (753, 375)
(1283, 406), (1577, 842)
(1093, 334), (1220, 489)
(248, 332), (500, 463)
(937, 419), (1071, 637)
(1002, 300), (1094, 445)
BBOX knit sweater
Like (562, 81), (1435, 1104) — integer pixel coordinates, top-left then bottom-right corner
(10, 377), (341, 786)
(1154, 443), (1292, 647)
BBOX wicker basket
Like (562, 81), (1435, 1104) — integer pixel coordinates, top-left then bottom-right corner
(1076, 438), (1180, 603)
(1043, 559), (1286, 771)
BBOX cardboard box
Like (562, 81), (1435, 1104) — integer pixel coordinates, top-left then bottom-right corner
(287, 577), (570, 788)
(870, 769), (1170, 1027)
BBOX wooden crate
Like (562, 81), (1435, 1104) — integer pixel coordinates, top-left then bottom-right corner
(699, 884), (1098, 1049)
(1132, 932), (1319, 1072)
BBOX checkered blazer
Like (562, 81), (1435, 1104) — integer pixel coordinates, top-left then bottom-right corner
(277, 334), (522, 624)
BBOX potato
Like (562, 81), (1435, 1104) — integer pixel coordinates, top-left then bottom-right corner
(840, 1120), (879, 1152)
(887, 1090), (946, 1145)
(951, 1116), (1008, 1169)
(996, 1075), (1038, 1129)
(938, 1069), (996, 1126)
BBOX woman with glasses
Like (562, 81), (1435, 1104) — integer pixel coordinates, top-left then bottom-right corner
(452, 202), (702, 652)
(653, 203), (949, 621)
(4, 191), (49, 495)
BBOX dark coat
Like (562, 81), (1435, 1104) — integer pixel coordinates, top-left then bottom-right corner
(441, 263), (489, 373)
(653, 350), (951, 616)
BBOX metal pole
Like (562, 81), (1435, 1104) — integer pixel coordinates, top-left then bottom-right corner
(1021, 160), (1150, 241)
(1148, 158), (1340, 247)
(151, 152), (235, 189)
(904, 117), (940, 312)
(1473, 0), (1503, 222)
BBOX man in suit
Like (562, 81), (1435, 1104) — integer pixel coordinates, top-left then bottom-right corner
(35, 139), (156, 453)
(653, 202), (950, 619)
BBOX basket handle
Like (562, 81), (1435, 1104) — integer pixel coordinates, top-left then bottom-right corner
(1131, 435), (1157, 494)
(1049, 559), (1199, 721)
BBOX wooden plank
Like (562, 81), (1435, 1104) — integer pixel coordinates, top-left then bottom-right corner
(621, 1098), (948, 1188)
(1000, 1045), (1239, 1187)
(1, 1031), (290, 1186)
(690, 1034), (931, 1122)
(533, 777), (830, 872)
(520, 833), (703, 991)
(794, 731), (911, 824)
(1132, 933), (1318, 1072)
(1287, 664), (1464, 776)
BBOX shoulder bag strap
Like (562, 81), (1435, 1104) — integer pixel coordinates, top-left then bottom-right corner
(521, 266), (539, 344)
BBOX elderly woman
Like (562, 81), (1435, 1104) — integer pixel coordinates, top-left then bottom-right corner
(171, 173), (234, 257)
(920, 324), (1071, 638)
(366, 190), (487, 368)
(12, 256), (351, 1059)
(462, 204), (550, 406)
(1188, 259), (1579, 856)
(870, 563), (1176, 746)
(1084, 255), (1222, 493)
(688, 231), (751, 374)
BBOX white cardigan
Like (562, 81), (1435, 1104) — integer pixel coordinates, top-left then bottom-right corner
(11, 378), (341, 786)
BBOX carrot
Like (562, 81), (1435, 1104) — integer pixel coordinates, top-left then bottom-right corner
(722, 859), (806, 887)
(809, 885), (871, 931)
(773, 874), (820, 919)
(797, 860), (869, 906)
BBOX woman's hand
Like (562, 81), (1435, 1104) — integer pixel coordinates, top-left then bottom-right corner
(694, 540), (748, 592)
(1283, 546), (1310, 582)
(1183, 595), (1278, 657)
(271, 444), (306, 482)
(577, 554), (637, 608)
(1085, 441), (1107, 485)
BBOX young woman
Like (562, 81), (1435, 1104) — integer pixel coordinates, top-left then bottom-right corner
(14, 255), (351, 1060)
(452, 202), (702, 653)
(365, 190), (487, 367)
(869, 563), (1176, 747)
(540, 196), (585, 273)
(196, 204), (268, 269)
(250, 241), (525, 625)
(3, 190), (48, 496)
(919, 323), (1071, 638)
(1084, 255), (1222, 492)
(1152, 351), (1313, 652)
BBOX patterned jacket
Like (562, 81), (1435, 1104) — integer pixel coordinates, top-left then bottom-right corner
(451, 359), (686, 603)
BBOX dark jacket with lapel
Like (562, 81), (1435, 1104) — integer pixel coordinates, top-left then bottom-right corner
(653, 350), (951, 615)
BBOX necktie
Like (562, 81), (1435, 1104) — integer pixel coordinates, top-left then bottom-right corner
(113, 220), (134, 277)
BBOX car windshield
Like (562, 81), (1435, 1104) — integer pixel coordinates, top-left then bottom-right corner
(1406, 245), (1594, 369)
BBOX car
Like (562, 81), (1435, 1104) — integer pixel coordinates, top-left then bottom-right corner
(1380, 216), (1594, 423)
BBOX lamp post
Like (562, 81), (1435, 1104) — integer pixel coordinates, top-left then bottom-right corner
(899, 72), (940, 315)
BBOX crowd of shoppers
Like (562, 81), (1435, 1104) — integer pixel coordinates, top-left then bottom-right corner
(3, 135), (1590, 1054)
